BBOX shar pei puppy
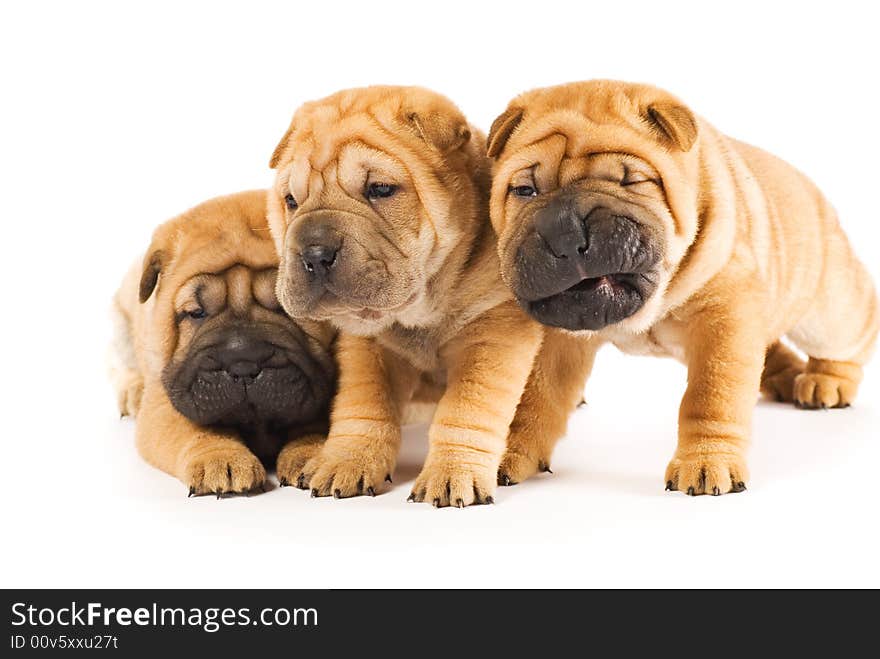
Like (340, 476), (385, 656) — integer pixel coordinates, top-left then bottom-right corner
(111, 191), (336, 496)
(268, 86), (591, 507)
(486, 80), (878, 495)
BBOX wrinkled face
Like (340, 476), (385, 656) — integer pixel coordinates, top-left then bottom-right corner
(271, 144), (440, 335)
(161, 265), (335, 447)
(497, 151), (670, 331)
(268, 88), (480, 336)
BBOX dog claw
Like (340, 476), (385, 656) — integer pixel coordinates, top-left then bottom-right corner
(310, 488), (319, 498)
(432, 498), (441, 508)
(406, 493), (415, 502)
(187, 487), (195, 498)
(455, 498), (464, 508)
(279, 477), (288, 488)
(296, 474), (307, 489)
(500, 474), (511, 486)
(712, 486), (721, 496)
(686, 486), (696, 496)
(665, 480), (674, 491)
(385, 474), (392, 483)
(367, 486), (376, 497)
(333, 489), (342, 499)
(539, 462), (553, 474)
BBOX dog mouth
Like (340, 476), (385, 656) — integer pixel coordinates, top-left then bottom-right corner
(508, 200), (665, 332)
(355, 308), (384, 321)
(522, 269), (656, 332)
(182, 365), (317, 421)
(565, 272), (640, 295)
(165, 344), (332, 431)
(321, 290), (419, 324)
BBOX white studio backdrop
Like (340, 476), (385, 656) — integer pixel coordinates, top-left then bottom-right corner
(1, 0), (878, 588)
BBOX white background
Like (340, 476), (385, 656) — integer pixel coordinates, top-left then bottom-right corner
(2, 0), (878, 588)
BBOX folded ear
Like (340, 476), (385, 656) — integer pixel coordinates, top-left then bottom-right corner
(269, 122), (295, 169)
(138, 248), (165, 303)
(403, 101), (471, 153)
(487, 107), (524, 158)
(643, 102), (698, 152)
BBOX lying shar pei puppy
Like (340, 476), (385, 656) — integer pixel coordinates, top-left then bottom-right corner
(111, 191), (336, 496)
(487, 80), (878, 495)
(268, 86), (589, 506)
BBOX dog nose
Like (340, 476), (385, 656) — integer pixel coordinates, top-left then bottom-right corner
(215, 335), (274, 380)
(534, 199), (588, 260)
(301, 244), (338, 276)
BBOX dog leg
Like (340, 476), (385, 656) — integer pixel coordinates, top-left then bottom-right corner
(498, 331), (600, 485)
(666, 291), (766, 496)
(109, 295), (144, 417)
(303, 334), (419, 498)
(787, 226), (878, 409)
(114, 369), (144, 418)
(136, 384), (266, 496)
(410, 302), (543, 507)
(759, 341), (805, 403)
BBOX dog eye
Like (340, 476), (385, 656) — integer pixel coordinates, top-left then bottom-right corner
(284, 193), (298, 210)
(509, 185), (538, 198)
(366, 183), (398, 200)
(621, 169), (658, 187)
(187, 308), (207, 320)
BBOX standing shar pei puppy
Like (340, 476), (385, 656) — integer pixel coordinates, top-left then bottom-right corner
(269, 86), (590, 506)
(486, 80), (878, 495)
(111, 191), (336, 496)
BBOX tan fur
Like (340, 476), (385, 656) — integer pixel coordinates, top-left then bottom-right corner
(488, 80), (879, 495)
(111, 191), (335, 495)
(269, 87), (589, 506)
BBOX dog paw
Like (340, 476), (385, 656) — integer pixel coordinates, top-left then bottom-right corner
(116, 374), (144, 418)
(794, 373), (857, 409)
(497, 449), (552, 486)
(409, 456), (496, 508)
(761, 365), (803, 403)
(303, 442), (394, 499)
(276, 435), (326, 489)
(185, 447), (266, 497)
(760, 342), (805, 403)
(664, 452), (748, 496)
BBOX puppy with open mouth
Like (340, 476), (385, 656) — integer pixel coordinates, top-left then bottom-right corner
(111, 191), (336, 496)
(268, 86), (592, 506)
(487, 80), (878, 495)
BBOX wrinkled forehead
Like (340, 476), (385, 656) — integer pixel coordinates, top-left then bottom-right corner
(279, 111), (427, 199)
(502, 109), (659, 172)
(176, 228), (277, 271)
(289, 98), (416, 168)
(509, 150), (660, 188)
(162, 230), (279, 307)
(173, 267), (280, 312)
